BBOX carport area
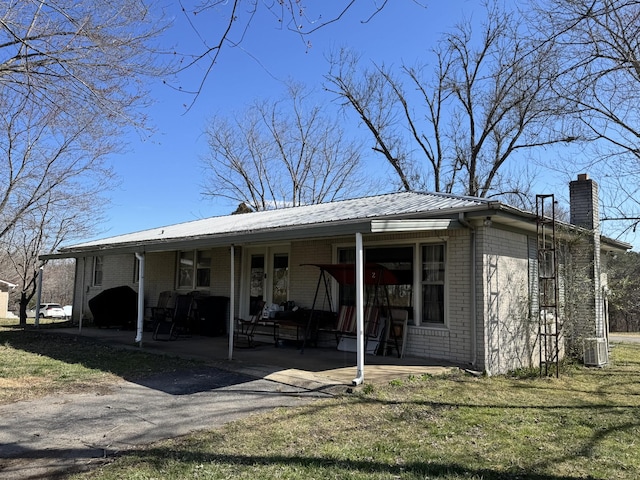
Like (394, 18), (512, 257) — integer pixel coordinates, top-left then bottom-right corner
(49, 326), (456, 388)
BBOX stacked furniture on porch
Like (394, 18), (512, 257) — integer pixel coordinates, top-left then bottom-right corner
(150, 291), (230, 341)
(152, 292), (196, 340)
(384, 308), (409, 358)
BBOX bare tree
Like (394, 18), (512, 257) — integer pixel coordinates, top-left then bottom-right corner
(175, 1), (398, 103)
(530, 0), (640, 236)
(201, 82), (366, 210)
(325, 2), (577, 202)
(0, 0), (166, 240)
(0, 1), (166, 325)
(1, 184), (101, 326)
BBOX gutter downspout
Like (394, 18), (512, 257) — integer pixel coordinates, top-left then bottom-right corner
(135, 252), (145, 345)
(352, 232), (365, 386)
(458, 213), (478, 369)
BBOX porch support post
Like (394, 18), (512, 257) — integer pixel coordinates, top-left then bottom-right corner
(135, 252), (145, 345)
(79, 257), (86, 335)
(228, 245), (235, 360)
(34, 267), (43, 328)
(353, 232), (365, 386)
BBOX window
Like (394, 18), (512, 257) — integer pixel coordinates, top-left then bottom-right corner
(177, 250), (212, 289)
(272, 253), (289, 306)
(93, 256), (103, 286)
(250, 255), (265, 299)
(178, 251), (194, 288)
(337, 246), (413, 308)
(196, 250), (212, 288)
(422, 244), (445, 324)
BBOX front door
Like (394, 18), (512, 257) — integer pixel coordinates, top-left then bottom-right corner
(242, 247), (289, 318)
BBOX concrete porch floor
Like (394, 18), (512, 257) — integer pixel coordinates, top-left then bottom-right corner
(50, 326), (457, 390)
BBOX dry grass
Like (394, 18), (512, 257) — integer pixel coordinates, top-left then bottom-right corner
(0, 323), (201, 404)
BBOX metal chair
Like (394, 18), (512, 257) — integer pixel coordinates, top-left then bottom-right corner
(234, 301), (265, 348)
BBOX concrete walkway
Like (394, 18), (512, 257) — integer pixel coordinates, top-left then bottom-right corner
(54, 326), (457, 388)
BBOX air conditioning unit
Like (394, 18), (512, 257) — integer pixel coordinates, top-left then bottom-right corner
(583, 337), (608, 367)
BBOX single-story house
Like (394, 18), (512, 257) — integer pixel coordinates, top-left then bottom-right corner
(0, 279), (17, 318)
(42, 174), (630, 379)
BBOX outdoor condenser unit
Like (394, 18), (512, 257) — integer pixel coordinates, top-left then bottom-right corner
(583, 337), (608, 367)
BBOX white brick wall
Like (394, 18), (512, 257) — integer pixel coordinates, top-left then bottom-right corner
(478, 227), (536, 374)
(290, 240), (333, 309)
(73, 226), (541, 373)
(403, 231), (474, 365)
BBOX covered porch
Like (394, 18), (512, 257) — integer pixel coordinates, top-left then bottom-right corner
(50, 325), (457, 389)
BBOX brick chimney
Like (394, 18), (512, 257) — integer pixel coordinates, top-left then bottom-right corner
(568, 173), (604, 345)
(569, 173), (599, 230)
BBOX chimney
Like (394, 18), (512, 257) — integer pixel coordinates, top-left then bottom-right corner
(567, 173), (605, 346)
(569, 173), (599, 230)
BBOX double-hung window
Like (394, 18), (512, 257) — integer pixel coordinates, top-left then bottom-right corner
(92, 256), (103, 286)
(178, 250), (211, 289)
(421, 244), (445, 324)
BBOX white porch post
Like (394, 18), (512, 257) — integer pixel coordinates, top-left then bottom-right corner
(353, 232), (365, 386)
(34, 267), (43, 328)
(135, 252), (145, 345)
(228, 245), (235, 360)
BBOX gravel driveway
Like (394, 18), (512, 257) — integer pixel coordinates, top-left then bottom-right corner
(0, 365), (331, 479)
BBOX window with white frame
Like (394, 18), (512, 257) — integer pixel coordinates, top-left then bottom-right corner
(93, 256), (103, 286)
(196, 250), (212, 287)
(421, 244), (445, 324)
(177, 250), (211, 289)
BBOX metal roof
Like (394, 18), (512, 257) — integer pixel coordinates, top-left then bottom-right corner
(56, 191), (490, 255)
(47, 190), (630, 257)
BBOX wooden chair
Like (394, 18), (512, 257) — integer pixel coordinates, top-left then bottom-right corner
(383, 308), (409, 358)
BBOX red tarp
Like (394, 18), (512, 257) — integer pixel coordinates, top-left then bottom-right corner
(303, 263), (400, 285)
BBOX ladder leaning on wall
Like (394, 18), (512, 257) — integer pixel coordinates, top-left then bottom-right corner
(536, 194), (560, 378)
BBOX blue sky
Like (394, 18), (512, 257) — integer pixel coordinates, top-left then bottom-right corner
(99, 1), (461, 238)
(91, 1), (638, 250)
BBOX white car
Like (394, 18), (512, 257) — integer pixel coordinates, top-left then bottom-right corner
(63, 305), (72, 319)
(38, 303), (66, 319)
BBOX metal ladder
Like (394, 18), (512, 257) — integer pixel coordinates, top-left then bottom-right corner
(536, 194), (560, 377)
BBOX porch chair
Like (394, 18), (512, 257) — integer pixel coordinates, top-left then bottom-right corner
(152, 292), (197, 341)
(148, 291), (175, 331)
(334, 305), (383, 354)
(234, 301), (266, 348)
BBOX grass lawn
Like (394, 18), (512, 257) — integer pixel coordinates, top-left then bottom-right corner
(0, 320), (202, 404)
(64, 343), (639, 480)
(2, 319), (639, 479)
